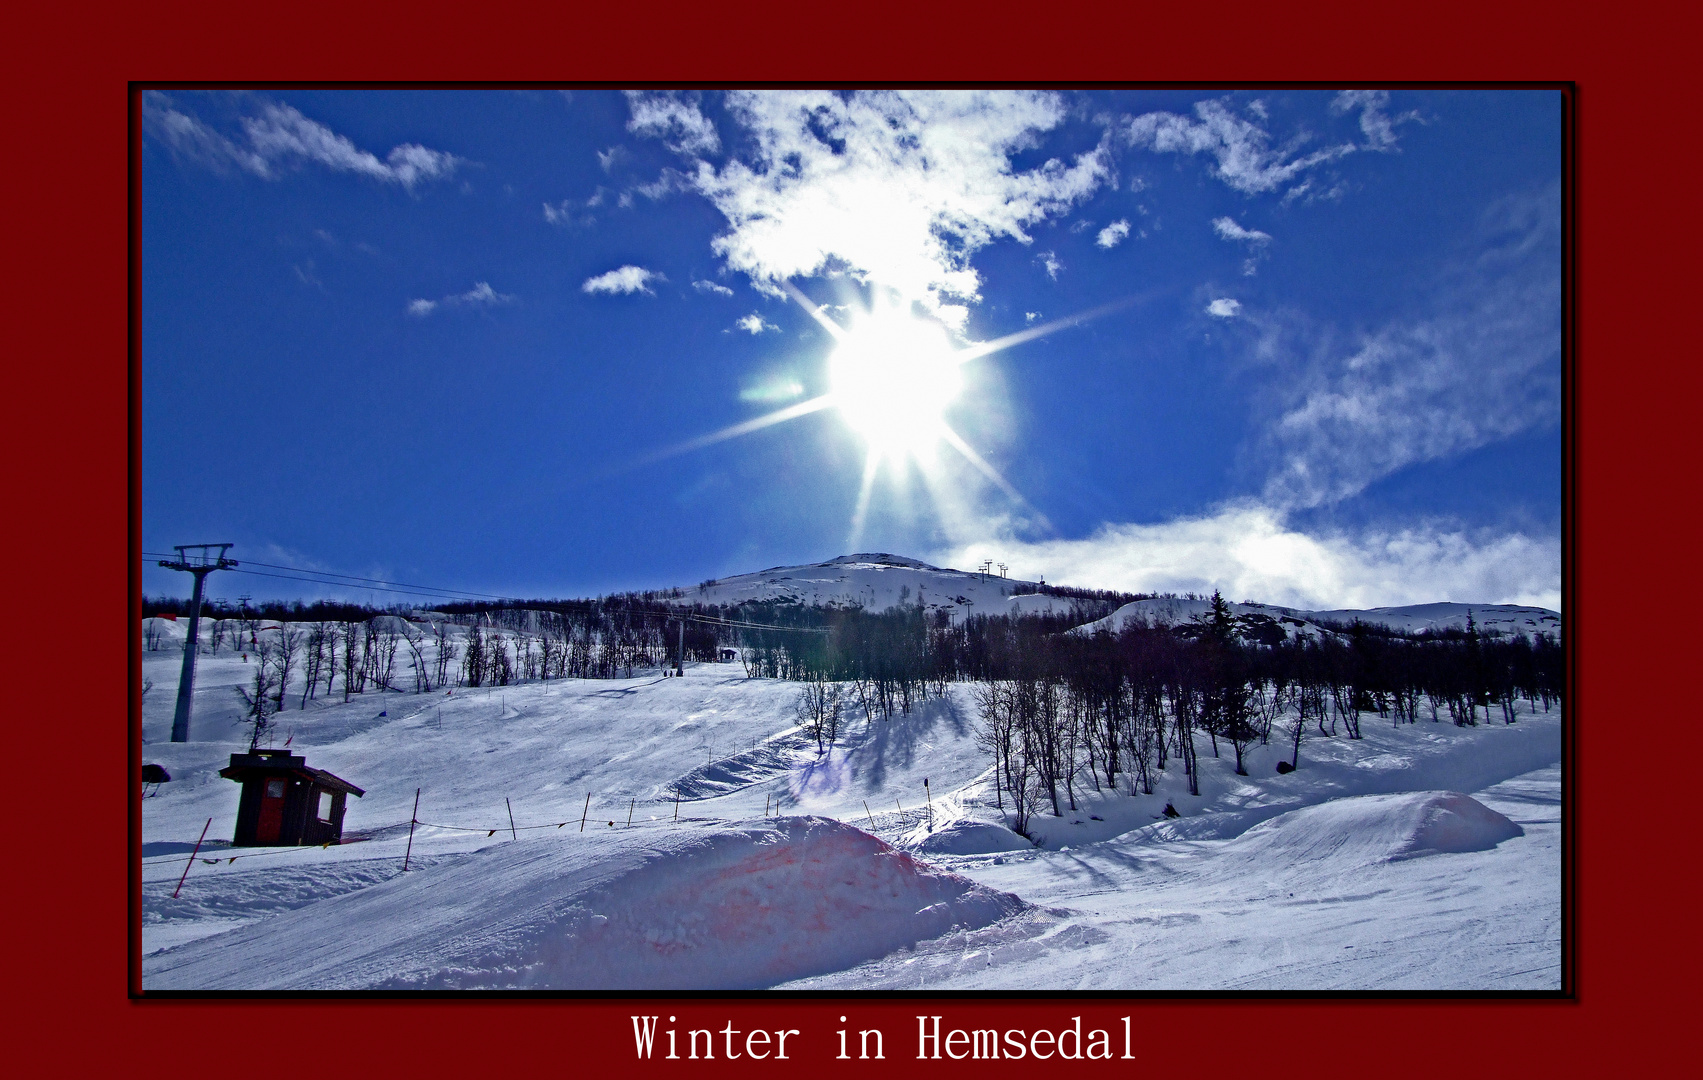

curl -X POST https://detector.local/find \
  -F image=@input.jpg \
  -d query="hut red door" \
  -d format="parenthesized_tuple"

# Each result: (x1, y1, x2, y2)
(256, 778, 288, 843)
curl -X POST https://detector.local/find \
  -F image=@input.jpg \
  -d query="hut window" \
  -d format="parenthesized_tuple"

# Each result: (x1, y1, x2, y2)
(265, 779, 286, 799)
(317, 790, 334, 821)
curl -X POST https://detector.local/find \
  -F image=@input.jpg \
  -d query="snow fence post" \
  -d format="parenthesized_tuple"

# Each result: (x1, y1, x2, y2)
(172, 817, 212, 899)
(627, 799, 634, 826)
(924, 778, 932, 826)
(402, 788, 420, 872)
(864, 800, 875, 829)
(580, 792, 590, 832)
(506, 797, 517, 841)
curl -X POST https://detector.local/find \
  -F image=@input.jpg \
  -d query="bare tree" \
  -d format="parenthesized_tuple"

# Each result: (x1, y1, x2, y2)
(795, 675, 844, 754)
(340, 621, 362, 701)
(300, 623, 327, 708)
(433, 621, 457, 688)
(236, 639, 279, 749)
(401, 620, 432, 693)
(273, 622, 302, 713)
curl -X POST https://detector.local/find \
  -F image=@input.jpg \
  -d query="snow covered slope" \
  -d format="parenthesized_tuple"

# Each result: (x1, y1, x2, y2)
(144, 816, 1023, 990)
(138, 551, 1562, 990)
(1073, 597, 1561, 642)
(782, 771, 1559, 990)
(674, 554, 1085, 623)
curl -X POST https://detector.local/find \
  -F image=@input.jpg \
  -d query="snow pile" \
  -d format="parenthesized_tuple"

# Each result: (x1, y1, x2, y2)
(912, 820, 1034, 855)
(144, 817, 1025, 990)
(1230, 790, 1523, 867)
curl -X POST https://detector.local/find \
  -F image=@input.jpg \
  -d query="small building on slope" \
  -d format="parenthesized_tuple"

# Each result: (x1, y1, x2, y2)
(220, 749, 364, 846)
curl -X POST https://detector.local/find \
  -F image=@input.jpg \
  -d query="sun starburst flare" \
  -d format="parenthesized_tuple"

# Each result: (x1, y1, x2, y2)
(630, 284, 1141, 538)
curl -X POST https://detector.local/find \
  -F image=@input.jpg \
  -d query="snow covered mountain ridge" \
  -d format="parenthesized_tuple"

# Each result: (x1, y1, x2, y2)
(672, 554, 1562, 640)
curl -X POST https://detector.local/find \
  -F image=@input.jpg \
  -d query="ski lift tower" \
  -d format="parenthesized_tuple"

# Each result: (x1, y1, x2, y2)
(159, 544, 237, 743)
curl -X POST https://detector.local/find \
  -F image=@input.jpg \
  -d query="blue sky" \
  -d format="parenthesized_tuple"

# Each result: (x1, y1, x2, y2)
(140, 88, 1561, 610)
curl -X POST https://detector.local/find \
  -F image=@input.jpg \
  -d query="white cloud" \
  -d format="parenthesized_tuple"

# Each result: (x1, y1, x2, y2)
(1025, 311, 1041, 324)
(582, 265, 663, 295)
(1038, 250, 1064, 280)
(1096, 219, 1131, 248)
(734, 312, 779, 334)
(938, 503, 1560, 611)
(144, 93, 462, 189)
(1330, 89, 1421, 152)
(543, 200, 574, 224)
(1212, 216, 1271, 244)
(1125, 98, 1353, 196)
(1206, 298, 1241, 318)
(450, 282, 513, 306)
(406, 282, 514, 316)
(624, 91, 721, 155)
(693, 279, 734, 296)
(655, 90, 1110, 326)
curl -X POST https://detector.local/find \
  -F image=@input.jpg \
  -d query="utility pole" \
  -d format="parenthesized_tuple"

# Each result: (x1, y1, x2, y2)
(158, 544, 236, 742)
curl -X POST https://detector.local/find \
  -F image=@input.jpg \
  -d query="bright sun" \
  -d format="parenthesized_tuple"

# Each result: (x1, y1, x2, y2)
(828, 310, 964, 460)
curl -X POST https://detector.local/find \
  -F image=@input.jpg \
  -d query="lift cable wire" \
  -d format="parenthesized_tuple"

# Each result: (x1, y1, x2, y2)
(140, 554, 830, 634)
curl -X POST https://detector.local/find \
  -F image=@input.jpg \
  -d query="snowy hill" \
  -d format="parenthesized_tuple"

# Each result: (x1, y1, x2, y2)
(674, 553, 1086, 622)
(1073, 597, 1562, 643)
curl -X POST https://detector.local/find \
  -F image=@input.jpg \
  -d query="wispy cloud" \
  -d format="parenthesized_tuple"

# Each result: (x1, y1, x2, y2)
(582, 265, 663, 295)
(1124, 98, 1354, 196)
(624, 91, 721, 155)
(1213, 215, 1271, 274)
(1096, 219, 1131, 248)
(1330, 90, 1422, 152)
(1206, 298, 1241, 318)
(597, 145, 629, 172)
(940, 504, 1559, 611)
(693, 279, 734, 297)
(632, 90, 1110, 327)
(1249, 184, 1561, 510)
(1037, 250, 1064, 280)
(144, 92, 462, 189)
(407, 281, 515, 316)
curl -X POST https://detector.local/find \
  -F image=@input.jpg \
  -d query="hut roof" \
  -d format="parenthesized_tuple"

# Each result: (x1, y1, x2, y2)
(219, 751, 365, 797)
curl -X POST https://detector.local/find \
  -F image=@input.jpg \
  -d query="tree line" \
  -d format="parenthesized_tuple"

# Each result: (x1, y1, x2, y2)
(145, 590, 1562, 829)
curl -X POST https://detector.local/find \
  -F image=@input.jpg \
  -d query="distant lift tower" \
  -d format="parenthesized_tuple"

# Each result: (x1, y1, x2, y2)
(159, 544, 237, 743)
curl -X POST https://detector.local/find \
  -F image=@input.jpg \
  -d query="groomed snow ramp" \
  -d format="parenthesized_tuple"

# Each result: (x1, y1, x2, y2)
(144, 817, 1025, 991)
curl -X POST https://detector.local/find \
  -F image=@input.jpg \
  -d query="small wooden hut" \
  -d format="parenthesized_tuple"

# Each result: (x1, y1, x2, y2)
(220, 749, 365, 846)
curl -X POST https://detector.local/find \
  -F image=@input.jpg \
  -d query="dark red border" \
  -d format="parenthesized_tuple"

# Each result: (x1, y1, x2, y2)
(15, 1, 1690, 1074)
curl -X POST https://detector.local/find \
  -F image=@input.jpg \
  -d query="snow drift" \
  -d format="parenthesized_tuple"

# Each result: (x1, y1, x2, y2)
(144, 816, 1025, 990)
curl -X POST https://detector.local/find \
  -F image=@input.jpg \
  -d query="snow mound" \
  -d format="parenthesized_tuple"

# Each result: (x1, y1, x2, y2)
(1395, 791, 1526, 858)
(1231, 791, 1523, 867)
(911, 820, 1035, 855)
(144, 817, 1026, 990)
